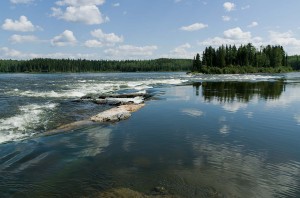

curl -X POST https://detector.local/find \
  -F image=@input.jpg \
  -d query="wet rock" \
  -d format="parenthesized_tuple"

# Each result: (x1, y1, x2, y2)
(90, 104, 145, 122)
(98, 92, 148, 99)
(44, 120, 93, 135)
(152, 186, 168, 195)
(93, 99, 123, 106)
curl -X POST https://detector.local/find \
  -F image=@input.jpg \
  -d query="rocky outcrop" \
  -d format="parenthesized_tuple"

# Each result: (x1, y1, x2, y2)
(90, 104, 145, 122)
(97, 92, 149, 99)
(93, 96, 144, 106)
(74, 92, 149, 106)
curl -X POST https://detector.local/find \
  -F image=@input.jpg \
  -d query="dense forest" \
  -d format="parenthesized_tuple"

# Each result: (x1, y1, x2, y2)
(192, 43, 299, 74)
(288, 55, 300, 70)
(0, 43, 299, 73)
(0, 58, 192, 73)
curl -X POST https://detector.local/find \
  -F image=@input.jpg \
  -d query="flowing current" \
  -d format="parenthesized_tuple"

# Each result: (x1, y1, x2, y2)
(0, 72, 300, 197)
(0, 72, 282, 144)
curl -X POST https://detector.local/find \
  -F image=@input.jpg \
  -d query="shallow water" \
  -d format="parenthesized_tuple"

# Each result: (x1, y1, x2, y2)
(0, 72, 300, 197)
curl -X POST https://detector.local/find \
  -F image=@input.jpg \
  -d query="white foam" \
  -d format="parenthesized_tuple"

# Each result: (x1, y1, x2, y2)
(13, 90, 85, 98)
(0, 103, 57, 144)
(106, 96, 144, 104)
(6, 78, 189, 99)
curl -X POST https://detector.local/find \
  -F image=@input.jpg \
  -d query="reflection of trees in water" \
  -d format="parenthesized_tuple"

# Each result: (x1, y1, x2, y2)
(193, 81, 285, 103)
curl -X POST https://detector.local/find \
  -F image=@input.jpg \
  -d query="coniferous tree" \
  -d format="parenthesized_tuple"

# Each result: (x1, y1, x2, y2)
(195, 53, 202, 71)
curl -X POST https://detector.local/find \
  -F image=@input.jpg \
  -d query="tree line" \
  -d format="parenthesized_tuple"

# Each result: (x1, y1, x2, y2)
(192, 43, 295, 74)
(0, 58, 192, 73)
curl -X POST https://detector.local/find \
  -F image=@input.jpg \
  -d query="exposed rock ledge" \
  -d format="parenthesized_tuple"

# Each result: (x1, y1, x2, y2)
(44, 104, 145, 135)
(91, 104, 145, 122)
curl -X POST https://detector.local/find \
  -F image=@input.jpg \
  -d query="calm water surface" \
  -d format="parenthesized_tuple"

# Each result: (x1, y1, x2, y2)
(0, 72, 300, 197)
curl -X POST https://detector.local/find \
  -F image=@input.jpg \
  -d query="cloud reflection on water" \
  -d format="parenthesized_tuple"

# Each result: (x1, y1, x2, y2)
(181, 109, 204, 117)
(174, 138, 300, 197)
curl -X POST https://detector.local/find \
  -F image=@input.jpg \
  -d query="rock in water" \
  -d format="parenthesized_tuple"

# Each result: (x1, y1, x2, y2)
(90, 104, 145, 122)
(95, 188, 179, 198)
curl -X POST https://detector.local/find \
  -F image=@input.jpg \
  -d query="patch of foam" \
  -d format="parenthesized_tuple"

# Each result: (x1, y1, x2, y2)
(0, 103, 57, 144)
(107, 96, 144, 104)
(18, 90, 86, 98)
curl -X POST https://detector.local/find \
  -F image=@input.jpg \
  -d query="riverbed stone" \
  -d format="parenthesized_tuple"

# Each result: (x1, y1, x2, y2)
(90, 104, 145, 122)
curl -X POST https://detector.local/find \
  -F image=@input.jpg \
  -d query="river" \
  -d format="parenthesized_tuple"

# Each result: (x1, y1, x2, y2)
(0, 72, 300, 197)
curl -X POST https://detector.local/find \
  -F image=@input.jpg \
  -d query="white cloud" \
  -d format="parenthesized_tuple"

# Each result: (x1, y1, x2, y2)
(0, 47, 100, 60)
(10, 0, 34, 4)
(180, 23, 208, 31)
(174, 0, 182, 3)
(51, 5, 108, 25)
(84, 39, 103, 48)
(51, 0, 108, 25)
(112, 3, 120, 7)
(268, 30, 300, 55)
(223, 2, 235, 12)
(166, 43, 196, 59)
(85, 29, 123, 48)
(91, 29, 123, 44)
(224, 27, 251, 40)
(222, 16, 231, 21)
(0, 47, 23, 58)
(51, 30, 77, 47)
(55, 0, 105, 6)
(9, 34, 38, 44)
(199, 27, 263, 47)
(2, 16, 38, 32)
(269, 31, 300, 46)
(248, 21, 258, 28)
(104, 45, 158, 58)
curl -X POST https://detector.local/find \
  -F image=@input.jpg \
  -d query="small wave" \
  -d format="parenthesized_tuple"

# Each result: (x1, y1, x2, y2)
(0, 103, 57, 144)
(20, 90, 86, 98)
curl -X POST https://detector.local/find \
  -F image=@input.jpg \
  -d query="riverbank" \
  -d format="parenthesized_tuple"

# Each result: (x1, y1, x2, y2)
(194, 65, 294, 74)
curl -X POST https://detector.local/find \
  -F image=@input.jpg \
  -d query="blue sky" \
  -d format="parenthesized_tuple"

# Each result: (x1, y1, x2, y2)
(1, 0, 300, 60)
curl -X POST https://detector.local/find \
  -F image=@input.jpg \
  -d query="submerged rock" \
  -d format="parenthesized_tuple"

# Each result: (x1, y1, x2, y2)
(152, 186, 168, 195)
(95, 188, 179, 198)
(90, 104, 145, 122)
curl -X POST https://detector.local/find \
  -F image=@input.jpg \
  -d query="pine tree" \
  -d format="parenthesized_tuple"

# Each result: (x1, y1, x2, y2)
(195, 53, 202, 71)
